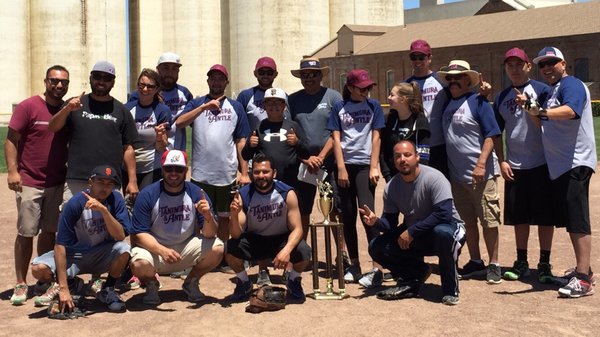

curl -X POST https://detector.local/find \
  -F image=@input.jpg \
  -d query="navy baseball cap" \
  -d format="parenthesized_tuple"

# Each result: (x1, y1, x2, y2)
(90, 165, 119, 184)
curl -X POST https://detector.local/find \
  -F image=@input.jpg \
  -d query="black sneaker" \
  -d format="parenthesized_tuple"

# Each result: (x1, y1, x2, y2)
(486, 264, 502, 284)
(458, 260, 487, 279)
(286, 277, 305, 301)
(231, 279, 252, 301)
(376, 284, 419, 300)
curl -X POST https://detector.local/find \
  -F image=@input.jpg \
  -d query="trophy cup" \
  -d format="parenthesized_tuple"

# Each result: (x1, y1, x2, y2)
(317, 180, 334, 225)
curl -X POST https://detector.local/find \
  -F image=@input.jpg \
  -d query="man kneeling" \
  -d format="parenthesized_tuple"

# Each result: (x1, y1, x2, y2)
(360, 141, 466, 305)
(129, 150, 223, 305)
(227, 153, 310, 301)
(31, 165, 131, 312)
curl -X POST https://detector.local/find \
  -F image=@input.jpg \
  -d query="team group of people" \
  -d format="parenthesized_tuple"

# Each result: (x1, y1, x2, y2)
(6, 39, 596, 313)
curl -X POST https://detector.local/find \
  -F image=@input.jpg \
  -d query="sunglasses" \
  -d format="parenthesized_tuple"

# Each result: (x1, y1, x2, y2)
(300, 72, 320, 79)
(91, 72, 115, 82)
(409, 54, 428, 61)
(257, 69, 275, 76)
(538, 59, 560, 69)
(46, 78, 70, 86)
(138, 82, 158, 90)
(354, 86, 372, 93)
(445, 74, 466, 81)
(164, 166, 186, 173)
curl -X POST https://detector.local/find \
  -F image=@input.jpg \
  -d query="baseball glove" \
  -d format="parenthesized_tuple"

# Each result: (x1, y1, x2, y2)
(245, 285, 287, 313)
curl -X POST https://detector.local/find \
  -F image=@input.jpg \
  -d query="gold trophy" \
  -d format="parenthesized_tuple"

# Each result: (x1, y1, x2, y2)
(317, 180, 334, 225)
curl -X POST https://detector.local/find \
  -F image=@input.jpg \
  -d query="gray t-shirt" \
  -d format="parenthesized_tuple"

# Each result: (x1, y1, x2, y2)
(384, 165, 462, 228)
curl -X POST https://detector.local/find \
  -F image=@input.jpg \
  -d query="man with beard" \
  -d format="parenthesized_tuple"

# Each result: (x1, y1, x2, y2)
(519, 47, 597, 298)
(129, 52, 193, 151)
(226, 152, 310, 301)
(360, 140, 465, 305)
(177, 64, 250, 247)
(129, 150, 224, 305)
(31, 165, 131, 312)
(6, 65, 71, 306)
(438, 60, 502, 285)
(49, 61, 139, 203)
(237, 56, 289, 131)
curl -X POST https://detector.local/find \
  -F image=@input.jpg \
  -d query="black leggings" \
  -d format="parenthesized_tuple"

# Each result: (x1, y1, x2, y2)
(336, 164, 380, 260)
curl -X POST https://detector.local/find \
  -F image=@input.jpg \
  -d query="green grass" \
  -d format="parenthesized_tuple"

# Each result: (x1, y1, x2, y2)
(0, 119, 599, 173)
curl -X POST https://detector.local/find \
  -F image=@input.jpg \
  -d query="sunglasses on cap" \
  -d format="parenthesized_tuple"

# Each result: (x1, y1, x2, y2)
(91, 72, 115, 82)
(257, 69, 275, 76)
(445, 74, 466, 81)
(46, 78, 70, 86)
(164, 166, 186, 173)
(300, 72, 320, 79)
(538, 59, 561, 69)
(138, 82, 158, 90)
(409, 54, 428, 61)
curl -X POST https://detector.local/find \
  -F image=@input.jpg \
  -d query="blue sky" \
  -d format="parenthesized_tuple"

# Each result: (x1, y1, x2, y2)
(404, 0, 463, 10)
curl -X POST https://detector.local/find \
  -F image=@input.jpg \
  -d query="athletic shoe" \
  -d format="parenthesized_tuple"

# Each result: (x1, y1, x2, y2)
(377, 265, 431, 300)
(231, 279, 253, 301)
(537, 262, 554, 284)
(34, 282, 60, 307)
(256, 269, 272, 287)
(358, 268, 383, 288)
(287, 277, 305, 301)
(88, 278, 104, 296)
(383, 272, 394, 282)
(10, 283, 28, 306)
(442, 295, 460, 306)
(503, 260, 530, 280)
(170, 268, 191, 279)
(559, 267, 596, 286)
(458, 260, 487, 279)
(143, 279, 161, 305)
(97, 287, 126, 311)
(182, 277, 205, 303)
(33, 281, 51, 296)
(486, 264, 503, 284)
(127, 276, 141, 290)
(344, 265, 362, 283)
(558, 276, 594, 298)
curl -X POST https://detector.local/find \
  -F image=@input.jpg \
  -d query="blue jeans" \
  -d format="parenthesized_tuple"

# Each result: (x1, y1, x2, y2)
(369, 223, 465, 296)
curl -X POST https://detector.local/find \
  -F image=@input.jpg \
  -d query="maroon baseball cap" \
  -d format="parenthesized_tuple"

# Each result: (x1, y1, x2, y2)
(409, 39, 431, 55)
(504, 47, 529, 63)
(207, 64, 229, 80)
(255, 57, 277, 71)
(346, 69, 376, 89)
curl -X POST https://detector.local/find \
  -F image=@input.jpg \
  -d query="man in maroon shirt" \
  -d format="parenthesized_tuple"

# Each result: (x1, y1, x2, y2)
(5, 65, 70, 305)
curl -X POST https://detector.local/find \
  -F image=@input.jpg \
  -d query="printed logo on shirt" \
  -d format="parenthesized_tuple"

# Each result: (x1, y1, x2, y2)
(164, 97, 185, 115)
(342, 109, 372, 127)
(82, 111, 117, 123)
(249, 202, 284, 222)
(317, 102, 329, 109)
(263, 129, 287, 142)
(207, 107, 233, 123)
(159, 204, 192, 223)
(422, 86, 439, 102)
(83, 217, 107, 236)
(136, 114, 157, 130)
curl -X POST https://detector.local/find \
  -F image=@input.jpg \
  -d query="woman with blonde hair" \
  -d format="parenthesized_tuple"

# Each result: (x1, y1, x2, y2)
(381, 82, 431, 181)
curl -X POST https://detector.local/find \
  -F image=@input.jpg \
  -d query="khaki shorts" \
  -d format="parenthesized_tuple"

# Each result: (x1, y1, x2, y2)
(16, 185, 63, 237)
(131, 236, 223, 274)
(451, 178, 501, 229)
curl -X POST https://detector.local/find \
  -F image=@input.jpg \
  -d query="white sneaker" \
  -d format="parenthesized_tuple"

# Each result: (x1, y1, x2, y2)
(182, 277, 205, 302)
(143, 279, 161, 305)
(358, 268, 383, 288)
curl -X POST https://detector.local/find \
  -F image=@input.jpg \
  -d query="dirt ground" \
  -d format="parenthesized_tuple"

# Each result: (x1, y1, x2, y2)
(1, 170, 599, 337)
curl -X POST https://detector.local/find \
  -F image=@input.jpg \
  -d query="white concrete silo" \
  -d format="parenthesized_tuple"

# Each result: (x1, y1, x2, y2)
(0, 0, 29, 120)
(228, 0, 331, 96)
(329, 0, 404, 39)
(30, 0, 128, 103)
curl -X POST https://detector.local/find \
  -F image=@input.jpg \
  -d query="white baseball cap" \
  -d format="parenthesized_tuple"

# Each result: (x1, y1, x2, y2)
(161, 150, 187, 167)
(157, 52, 182, 66)
(91, 61, 116, 76)
(264, 87, 287, 101)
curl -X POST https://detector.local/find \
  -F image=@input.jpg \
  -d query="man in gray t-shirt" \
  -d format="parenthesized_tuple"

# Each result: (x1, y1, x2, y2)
(360, 140, 465, 305)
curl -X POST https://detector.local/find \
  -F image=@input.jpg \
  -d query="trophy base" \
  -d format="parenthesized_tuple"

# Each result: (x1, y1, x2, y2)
(309, 290, 349, 300)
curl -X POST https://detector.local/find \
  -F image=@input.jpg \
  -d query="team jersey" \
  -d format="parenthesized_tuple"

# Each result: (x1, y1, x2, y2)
(442, 92, 500, 183)
(327, 98, 385, 165)
(129, 84, 193, 151)
(405, 72, 445, 120)
(183, 96, 250, 185)
(130, 181, 215, 246)
(56, 190, 130, 252)
(240, 181, 292, 236)
(541, 76, 597, 179)
(125, 99, 171, 173)
(494, 80, 550, 170)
